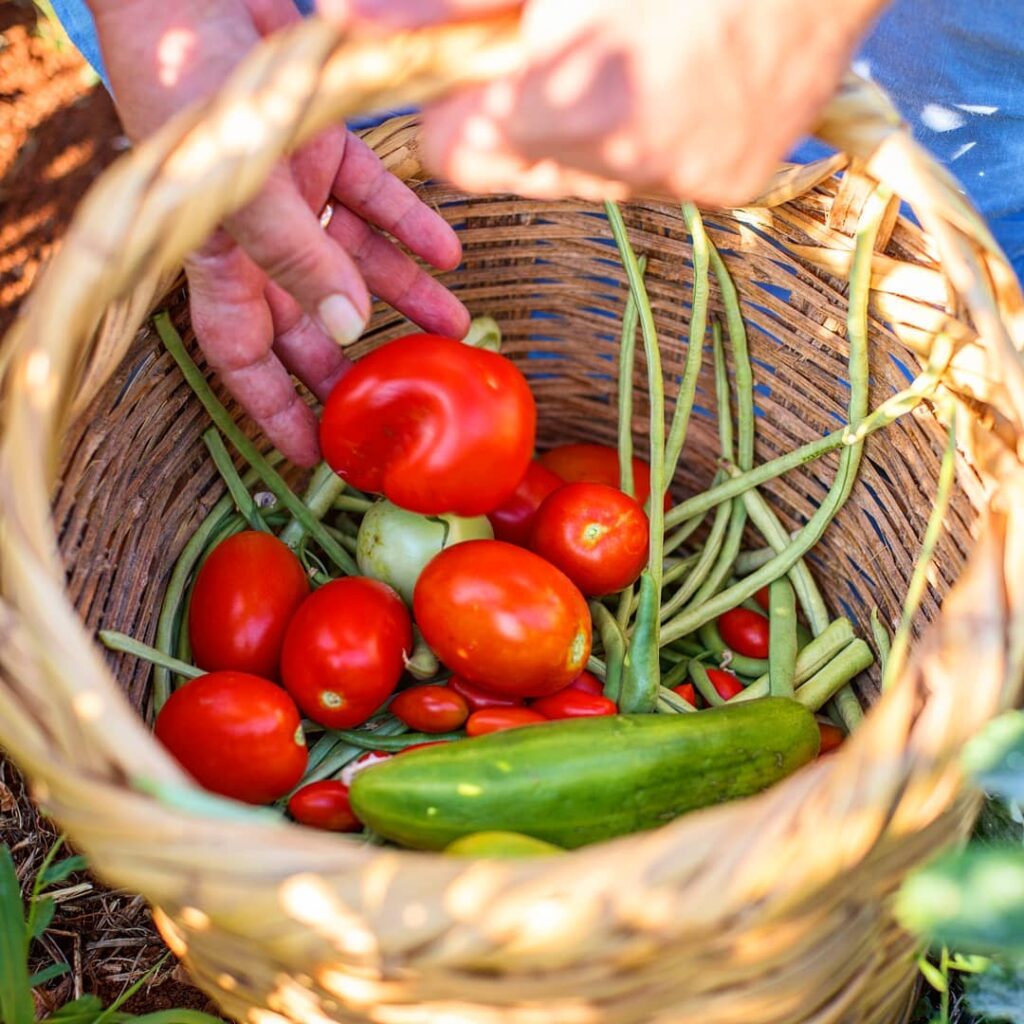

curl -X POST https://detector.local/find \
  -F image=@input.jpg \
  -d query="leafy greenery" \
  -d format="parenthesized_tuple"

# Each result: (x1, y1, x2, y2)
(0, 840, 223, 1024)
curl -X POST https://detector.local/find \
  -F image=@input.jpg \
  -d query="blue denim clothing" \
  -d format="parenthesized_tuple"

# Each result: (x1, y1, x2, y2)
(48, 0, 1024, 277)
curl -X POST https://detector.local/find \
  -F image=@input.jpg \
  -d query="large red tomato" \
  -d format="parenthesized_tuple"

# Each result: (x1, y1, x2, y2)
(538, 443, 671, 510)
(413, 540, 592, 697)
(487, 460, 564, 545)
(154, 671, 307, 804)
(281, 578, 412, 728)
(529, 482, 649, 595)
(319, 334, 536, 516)
(188, 531, 309, 678)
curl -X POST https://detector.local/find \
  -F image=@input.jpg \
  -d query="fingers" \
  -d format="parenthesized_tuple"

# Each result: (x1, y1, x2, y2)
(317, 0, 519, 28)
(186, 239, 321, 467)
(332, 133, 463, 270)
(327, 205, 470, 337)
(224, 164, 372, 346)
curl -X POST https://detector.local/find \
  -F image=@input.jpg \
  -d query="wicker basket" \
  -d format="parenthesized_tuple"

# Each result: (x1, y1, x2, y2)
(2, 13, 1024, 1024)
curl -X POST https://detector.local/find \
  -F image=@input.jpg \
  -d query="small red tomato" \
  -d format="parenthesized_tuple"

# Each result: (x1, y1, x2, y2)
(320, 334, 536, 516)
(448, 676, 524, 712)
(281, 578, 412, 728)
(188, 531, 309, 678)
(154, 671, 306, 804)
(487, 460, 565, 546)
(529, 482, 649, 596)
(567, 671, 604, 695)
(397, 740, 454, 755)
(414, 540, 592, 697)
(753, 586, 771, 613)
(288, 781, 361, 832)
(538, 443, 671, 510)
(707, 668, 745, 701)
(390, 685, 469, 733)
(717, 608, 771, 659)
(672, 683, 698, 706)
(818, 722, 845, 755)
(531, 690, 617, 719)
(466, 708, 549, 736)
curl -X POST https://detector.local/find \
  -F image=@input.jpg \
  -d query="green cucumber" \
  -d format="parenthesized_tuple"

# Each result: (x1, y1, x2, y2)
(350, 698, 819, 850)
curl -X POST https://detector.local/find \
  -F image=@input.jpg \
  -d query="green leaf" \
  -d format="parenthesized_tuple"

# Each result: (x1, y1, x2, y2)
(963, 712, 1024, 802)
(45, 994, 104, 1024)
(28, 962, 70, 987)
(973, 797, 1024, 847)
(29, 896, 56, 940)
(898, 845, 1024, 954)
(0, 846, 35, 1024)
(963, 955, 1024, 1024)
(917, 955, 949, 993)
(129, 1012, 226, 1024)
(40, 856, 88, 889)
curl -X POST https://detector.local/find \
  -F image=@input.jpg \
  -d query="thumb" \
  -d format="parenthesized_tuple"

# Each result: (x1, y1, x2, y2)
(316, 0, 519, 29)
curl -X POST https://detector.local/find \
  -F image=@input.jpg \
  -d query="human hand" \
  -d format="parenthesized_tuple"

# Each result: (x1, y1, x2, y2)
(324, 0, 887, 206)
(88, 0, 469, 465)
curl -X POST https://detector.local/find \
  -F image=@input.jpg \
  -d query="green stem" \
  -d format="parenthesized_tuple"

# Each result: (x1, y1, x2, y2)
(100, 630, 204, 681)
(768, 577, 797, 699)
(280, 462, 347, 549)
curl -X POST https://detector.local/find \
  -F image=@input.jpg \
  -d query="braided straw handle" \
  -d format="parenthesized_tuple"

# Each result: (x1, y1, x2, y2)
(2, 13, 1024, 1024)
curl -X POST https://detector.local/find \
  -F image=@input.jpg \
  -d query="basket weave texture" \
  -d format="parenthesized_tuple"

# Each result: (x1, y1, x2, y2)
(2, 14, 1024, 1024)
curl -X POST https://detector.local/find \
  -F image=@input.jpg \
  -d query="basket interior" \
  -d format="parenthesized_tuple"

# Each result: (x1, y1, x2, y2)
(54, 185, 981, 714)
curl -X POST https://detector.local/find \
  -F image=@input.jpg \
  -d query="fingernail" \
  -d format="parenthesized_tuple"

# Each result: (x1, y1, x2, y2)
(318, 294, 366, 346)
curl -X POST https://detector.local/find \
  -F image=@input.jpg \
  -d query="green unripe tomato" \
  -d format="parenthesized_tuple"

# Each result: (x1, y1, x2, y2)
(445, 831, 563, 858)
(356, 500, 493, 604)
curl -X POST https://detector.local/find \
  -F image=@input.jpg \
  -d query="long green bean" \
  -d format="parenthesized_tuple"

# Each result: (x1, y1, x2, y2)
(659, 498, 731, 621)
(767, 578, 797, 698)
(332, 729, 464, 752)
(734, 537, 798, 576)
(688, 659, 725, 707)
(280, 462, 347, 549)
(590, 601, 626, 702)
(286, 717, 409, 793)
(100, 630, 204, 680)
(871, 607, 892, 676)
(795, 639, 874, 712)
(617, 252, 648, 501)
(656, 686, 697, 714)
(202, 428, 271, 534)
(619, 571, 661, 712)
(697, 621, 769, 678)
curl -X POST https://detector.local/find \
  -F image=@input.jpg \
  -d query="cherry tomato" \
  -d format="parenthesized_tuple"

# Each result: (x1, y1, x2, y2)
(717, 608, 771, 659)
(707, 668, 745, 700)
(567, 671, 604, 695)
(466, 708, 548, 736)
(538, 443, 671, 510)
(281, 578, 412, 728)
(188, 531, 308, 678)
(754, 586, 771, 613)
(448, 676, 524, 712)
(397, 740, 454, 755)
(288, 781, 361, 832)
(818, 722, 845, 755)
(672, 683, 698, 706)
(320, 334, 536, 516)
(529, 482, 649, 596)
(531, 690, 617, 719)
(154, 671, 306, 804)
(487, 460, 564, 546)
(390, 685, 469, 733)
(414, 540, 592, 697)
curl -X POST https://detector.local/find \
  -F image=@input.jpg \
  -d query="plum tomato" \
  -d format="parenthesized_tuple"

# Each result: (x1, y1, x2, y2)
(529, 482, 649, 596)
(188, 531, 309, 678)
(390, 685, 469, 733)
(530, 689, 617, 719)
(413, 540, 592, 698)
(567, 671, 604, 695)
(280, 577, 412, 728)
(154, 671, 306, 804)
(818, 721, 845, 755)
(538, 443, 671, 510)
(320, 334, 536, 516)
(487, 460, 564, 546)
(717, 607, 771, 659)
(707, 668, 745, 700)
(466, 708, 548, 736)
(288, 781, 361, 832)
(672, 683, 698, 706)
(754, 586, 771, 613)
(448, 676, 524, 712)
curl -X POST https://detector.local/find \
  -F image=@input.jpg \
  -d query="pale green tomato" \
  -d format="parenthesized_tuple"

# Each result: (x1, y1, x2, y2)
(356, 500, 493, 604)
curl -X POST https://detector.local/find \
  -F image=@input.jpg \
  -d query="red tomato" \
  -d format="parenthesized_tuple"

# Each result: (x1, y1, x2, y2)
(707, 668, 745, 700)
(818, 722, 845, 755)
(390, 685, 469, 733)
(320, 334, 536, 516)
(529, 482, 649, 596)
(288, 781, 361, 832)
(280, 578, 412, 728)
(531, 690, 617, 719)
(717, 608, 771, 659)
(397, 740, 454, 755)
(487, 460, 565, 545)
(538, 443, 671, 510)
(154, 671, 306, 804)
(188, 531, 308, 678)
(448, 676, 524, 712)
(753, 586, 771, 613)
(672, 683, 698, 706)
(414, 540, 592, 697)
(567, 671, 604, 695)
(466, 708, 548, 736)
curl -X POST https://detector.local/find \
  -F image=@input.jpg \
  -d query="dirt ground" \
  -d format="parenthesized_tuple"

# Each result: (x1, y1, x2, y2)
(0, 1, 214, 1014)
